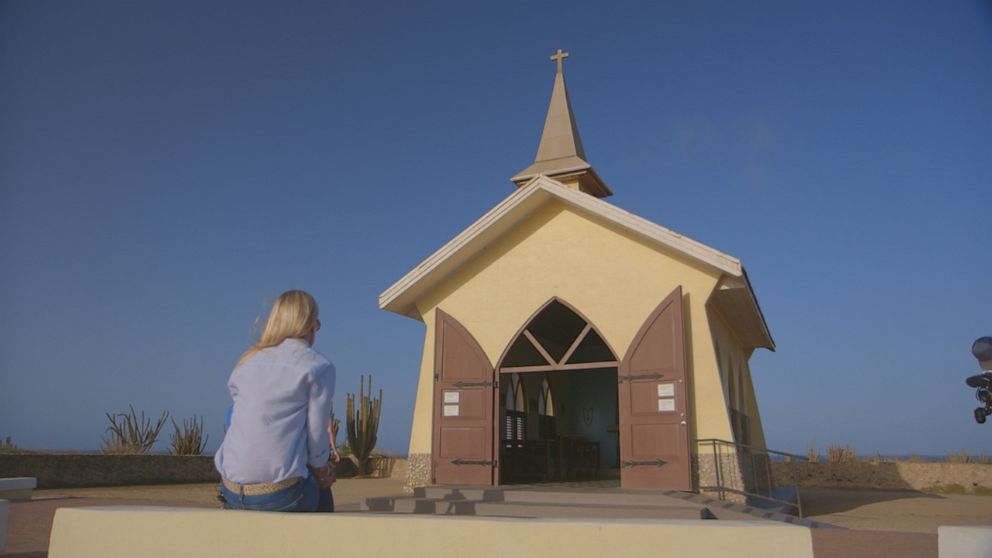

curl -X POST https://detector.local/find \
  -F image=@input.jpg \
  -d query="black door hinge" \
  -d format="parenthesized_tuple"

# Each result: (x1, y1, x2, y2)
(621, 459, 667, 468)
(453, 380, 495, 388)
(618, 373, 664, 384)
(451, 458, 496, 467)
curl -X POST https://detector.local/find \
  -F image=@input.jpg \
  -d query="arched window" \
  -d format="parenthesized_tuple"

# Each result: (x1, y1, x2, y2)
(499, 299, 617, 372)
(538, 377, 554, 417)
(538, 376, 556, 439)
(504, 374, 526, 441)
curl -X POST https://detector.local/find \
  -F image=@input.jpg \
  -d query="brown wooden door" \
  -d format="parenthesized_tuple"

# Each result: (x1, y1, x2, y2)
(432, 309, 495, 485)
(618, 286, 691, 489)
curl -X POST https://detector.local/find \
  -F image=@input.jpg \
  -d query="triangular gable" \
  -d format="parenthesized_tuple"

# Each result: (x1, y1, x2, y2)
(379, 175, 773, 349)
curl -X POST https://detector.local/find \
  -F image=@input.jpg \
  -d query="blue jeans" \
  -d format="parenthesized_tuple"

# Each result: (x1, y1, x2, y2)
(320, 485, 334, 512)
(220, 474, 331, 512)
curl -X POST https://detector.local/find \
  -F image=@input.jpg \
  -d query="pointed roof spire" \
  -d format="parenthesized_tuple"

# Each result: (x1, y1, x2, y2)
(511, 49, 612, 198)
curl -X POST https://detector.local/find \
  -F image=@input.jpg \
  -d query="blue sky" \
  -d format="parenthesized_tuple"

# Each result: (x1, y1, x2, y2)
(1, 1, 990, 458)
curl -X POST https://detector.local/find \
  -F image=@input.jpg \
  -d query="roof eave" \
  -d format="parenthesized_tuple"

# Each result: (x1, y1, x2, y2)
(710, 271, 775, 352)
(742, 267, 776, 351)
(379, 175, 745, 319)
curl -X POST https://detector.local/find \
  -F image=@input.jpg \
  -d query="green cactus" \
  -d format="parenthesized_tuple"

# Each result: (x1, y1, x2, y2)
(346, 375, 382, 475)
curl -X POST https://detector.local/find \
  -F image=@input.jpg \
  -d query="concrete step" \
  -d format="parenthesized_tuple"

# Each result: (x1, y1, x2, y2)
(417, 485, 702, 508)
(676, 491, 840, 528)
(365, 487, 842, 529)
(500, 488, 696, 508)
(413, 486, 503, 501)
(465, 501, 712, 520)
(364, 496, 448, 514)
(0, 477, 36, 502)
(745, 488, 801, 515)
(366, 495, 710, 519)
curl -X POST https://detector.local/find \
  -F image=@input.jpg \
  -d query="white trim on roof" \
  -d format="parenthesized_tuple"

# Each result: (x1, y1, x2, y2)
(378, 176, 746, 319)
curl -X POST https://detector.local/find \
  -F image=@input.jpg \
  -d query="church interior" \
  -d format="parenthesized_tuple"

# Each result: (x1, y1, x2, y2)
(498, 300, 620, 484)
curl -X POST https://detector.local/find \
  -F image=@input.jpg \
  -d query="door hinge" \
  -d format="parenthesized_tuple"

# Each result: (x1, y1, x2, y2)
(618, 373, 664, 384)
(453, 380, 495, 388)
(451, 458, 496, 467)
(621, 459, 667, 468)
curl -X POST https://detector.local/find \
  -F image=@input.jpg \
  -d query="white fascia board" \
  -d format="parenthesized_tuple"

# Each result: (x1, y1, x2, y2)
(378, 182, 551, 317)
(379, 176, 743, 318)
(545, 178, 743, 276)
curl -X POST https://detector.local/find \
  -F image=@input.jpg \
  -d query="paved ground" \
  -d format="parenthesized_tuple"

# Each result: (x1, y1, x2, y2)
(2, 481, 990, 557)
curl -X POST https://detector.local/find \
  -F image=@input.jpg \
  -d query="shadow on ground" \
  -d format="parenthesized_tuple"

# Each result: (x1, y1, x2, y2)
(802, 489, 941, 516)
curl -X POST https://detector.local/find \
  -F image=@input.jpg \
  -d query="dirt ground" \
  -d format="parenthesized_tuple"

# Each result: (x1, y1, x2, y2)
(3, 481, 990, 557)
(801, 488, 992, 533)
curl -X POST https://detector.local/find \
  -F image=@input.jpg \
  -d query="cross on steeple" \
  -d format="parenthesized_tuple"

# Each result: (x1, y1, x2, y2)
(549, 48, 569, 75)
(510, 48, 612, 198)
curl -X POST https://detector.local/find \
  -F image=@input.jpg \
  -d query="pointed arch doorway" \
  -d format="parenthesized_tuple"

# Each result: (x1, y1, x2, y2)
(431, 289, 690, 489)
(497, 298, 620, 484)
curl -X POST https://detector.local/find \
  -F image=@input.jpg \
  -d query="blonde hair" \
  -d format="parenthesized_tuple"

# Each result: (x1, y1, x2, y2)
(237, 290, 319, 367)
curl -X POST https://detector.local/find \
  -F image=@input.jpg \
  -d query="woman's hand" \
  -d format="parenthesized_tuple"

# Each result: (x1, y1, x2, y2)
(331, 448, 341, 463)
(318, 465, 336, 488)
(309, 463, 336, 488)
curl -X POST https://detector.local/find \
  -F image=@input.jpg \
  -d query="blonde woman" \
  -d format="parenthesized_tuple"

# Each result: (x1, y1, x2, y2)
(215, 290, 336, 512)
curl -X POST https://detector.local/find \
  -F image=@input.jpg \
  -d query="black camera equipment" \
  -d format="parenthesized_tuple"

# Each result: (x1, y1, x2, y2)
(966, 337, 992, 424)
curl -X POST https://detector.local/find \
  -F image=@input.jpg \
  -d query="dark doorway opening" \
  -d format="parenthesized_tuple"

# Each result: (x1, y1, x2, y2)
(499, 368, 619, 484)
(496, 299, 620, 484)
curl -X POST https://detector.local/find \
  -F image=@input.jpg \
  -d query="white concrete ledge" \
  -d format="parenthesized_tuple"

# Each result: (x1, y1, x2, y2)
(49, 506, 814, 558)
(939, 525, 992, 558)
(0, 477, 36, 501)
(0, 499, 9, 552)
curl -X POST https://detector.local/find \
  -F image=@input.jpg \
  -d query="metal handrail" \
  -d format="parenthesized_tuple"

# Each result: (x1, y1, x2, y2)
(696, 438, 807, 517)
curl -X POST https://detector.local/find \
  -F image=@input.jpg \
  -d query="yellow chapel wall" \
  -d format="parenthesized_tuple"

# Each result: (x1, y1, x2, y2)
(740, 357, 768, 451)
(405, 201, 737, 458)
(707, 308, 769, 453)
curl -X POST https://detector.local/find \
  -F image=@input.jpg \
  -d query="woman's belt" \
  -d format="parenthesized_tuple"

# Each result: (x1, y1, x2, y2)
(222, 476, 300, 496)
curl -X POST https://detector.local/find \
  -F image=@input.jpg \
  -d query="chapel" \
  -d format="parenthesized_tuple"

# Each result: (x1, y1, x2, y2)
(379, 50, 774, 491)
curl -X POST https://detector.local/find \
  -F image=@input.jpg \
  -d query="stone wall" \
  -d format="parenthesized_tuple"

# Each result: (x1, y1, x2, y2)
(697, 452, 992, 496)
(771, 461, 992, 493)
(0, 454, 218, 488)
(695, 450, 756, 503)
(0, 454, 408, 488)
(404, 453, 431, 493)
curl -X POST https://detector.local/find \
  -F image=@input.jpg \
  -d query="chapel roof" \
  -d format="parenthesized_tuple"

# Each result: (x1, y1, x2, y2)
(378, 175, 774, 351)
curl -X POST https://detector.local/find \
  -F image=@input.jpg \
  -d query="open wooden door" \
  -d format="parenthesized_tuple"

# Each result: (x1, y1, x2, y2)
(432, 309, 495, 485)
(618, 286, 691, 489)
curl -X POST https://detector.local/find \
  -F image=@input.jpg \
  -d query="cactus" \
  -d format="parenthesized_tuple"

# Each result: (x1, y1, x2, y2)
(169, 415, 208, 455)
(102, 405, 169, 454)
(346, 375, 382, 475)
(0, 436, 17, 453)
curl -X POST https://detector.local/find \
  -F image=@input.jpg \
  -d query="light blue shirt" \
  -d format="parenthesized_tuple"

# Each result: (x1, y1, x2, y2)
(214, 338, 335, 484)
